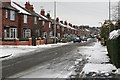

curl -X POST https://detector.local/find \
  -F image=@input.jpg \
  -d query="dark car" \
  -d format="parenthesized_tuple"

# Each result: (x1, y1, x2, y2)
(73, 37, 81, 43)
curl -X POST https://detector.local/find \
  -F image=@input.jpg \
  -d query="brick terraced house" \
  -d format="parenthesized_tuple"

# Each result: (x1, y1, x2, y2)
(1, 0, 97, 45)
(2, 1, 19, 40)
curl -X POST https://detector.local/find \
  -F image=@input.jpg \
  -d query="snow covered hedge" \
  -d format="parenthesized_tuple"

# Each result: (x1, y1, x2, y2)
(107, 30, 120, 68)
(109, 29, 120, 40)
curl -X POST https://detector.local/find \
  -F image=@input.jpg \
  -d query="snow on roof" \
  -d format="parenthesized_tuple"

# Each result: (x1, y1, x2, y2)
(109, 29, 120, 40)
(59, 22, 67, 28)
(11, 2, 31, 15)
(85, 29, 90, 32)
(39, 15, 48, 21)
(112, 21, 117, 25)
(66, 25, 77, 30)
(59, 23, 76, 30)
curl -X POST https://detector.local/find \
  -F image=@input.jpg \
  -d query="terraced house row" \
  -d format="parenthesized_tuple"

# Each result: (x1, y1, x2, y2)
(0, 1, 98, 46)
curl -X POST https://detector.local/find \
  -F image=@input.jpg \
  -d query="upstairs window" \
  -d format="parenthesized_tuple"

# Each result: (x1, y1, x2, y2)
(49, 22, 51, 28)
(42, 21, 45, 26)
(5, 10, 8, 18)
(24, 15, 27, 23)
(34, 17, 37, 24)
(10, 10, 15, 21)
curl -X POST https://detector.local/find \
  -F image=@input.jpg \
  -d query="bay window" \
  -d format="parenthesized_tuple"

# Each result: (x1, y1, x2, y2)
(10, 28, 17, 38)
(23, 29, 31, 38)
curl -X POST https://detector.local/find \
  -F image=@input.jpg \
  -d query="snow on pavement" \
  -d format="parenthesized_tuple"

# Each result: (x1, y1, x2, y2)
(0, 42, 72, 60)
(78, 42, 117, 76)
(82, 63, 116, 74)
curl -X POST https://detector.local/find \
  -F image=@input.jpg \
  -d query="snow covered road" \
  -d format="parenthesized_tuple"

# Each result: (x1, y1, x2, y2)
(0, 42, 72, 60)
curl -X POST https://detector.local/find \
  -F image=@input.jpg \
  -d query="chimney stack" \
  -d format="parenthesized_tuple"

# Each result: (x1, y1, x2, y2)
(60, 21, 63, 24)
(25, 2, 34, 12)
(64, 21, 67, 25)
(40, 9, 45, 16)
(56, 17, 59, 22)
(46, 13, 50, 19)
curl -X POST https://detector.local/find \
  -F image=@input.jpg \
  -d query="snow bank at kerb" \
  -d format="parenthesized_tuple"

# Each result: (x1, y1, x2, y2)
(109, 29, 120, 40)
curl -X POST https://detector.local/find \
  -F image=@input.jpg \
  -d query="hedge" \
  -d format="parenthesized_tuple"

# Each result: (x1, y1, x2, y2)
(107, 36, 120, 68)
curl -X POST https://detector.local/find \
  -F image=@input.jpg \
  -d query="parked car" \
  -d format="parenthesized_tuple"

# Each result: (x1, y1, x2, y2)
(82, 37, 88, 41)
(73, 37, 81, 43)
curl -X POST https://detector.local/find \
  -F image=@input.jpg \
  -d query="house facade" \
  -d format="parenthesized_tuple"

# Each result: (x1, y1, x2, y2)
(2, 1, 19, 40)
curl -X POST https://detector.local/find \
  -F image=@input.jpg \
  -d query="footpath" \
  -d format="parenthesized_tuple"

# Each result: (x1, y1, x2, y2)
(69, 41, 120, 79)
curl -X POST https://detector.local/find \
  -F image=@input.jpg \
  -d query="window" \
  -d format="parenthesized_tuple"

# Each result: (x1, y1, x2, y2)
(24, 15, 27, 23)
(10, 10, 15, 21)
(34, 17, 37, 24)
(49, 31, 53, 37)
(4, 28, 9, 38)
(5, 10, 8, 18)
(10, 28, 17, 38)
(62, 27, 64, 31)
(57, 33, 60, 38)
(23, 29, 31, 38)
(42, 21, 45, 26)
(49, 22, 51, 28)
(57, 25, 60, 29)
(43, 32, 47, 38)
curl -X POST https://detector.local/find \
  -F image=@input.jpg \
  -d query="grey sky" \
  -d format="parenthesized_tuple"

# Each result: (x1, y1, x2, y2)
(12, 0, 119, 27)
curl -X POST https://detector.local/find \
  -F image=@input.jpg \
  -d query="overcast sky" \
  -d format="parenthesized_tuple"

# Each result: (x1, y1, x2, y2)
(12, 0, 119, 27)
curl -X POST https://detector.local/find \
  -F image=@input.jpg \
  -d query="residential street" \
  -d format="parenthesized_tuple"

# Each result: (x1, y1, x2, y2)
(2, 39, 95, 79)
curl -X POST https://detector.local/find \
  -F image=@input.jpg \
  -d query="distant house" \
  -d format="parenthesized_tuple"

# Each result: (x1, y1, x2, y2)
(39, 9, 53, 39)
(1, 1, 19, 41)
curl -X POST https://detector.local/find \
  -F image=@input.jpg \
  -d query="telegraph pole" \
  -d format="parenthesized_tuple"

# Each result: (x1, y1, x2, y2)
(54, 1, 56, 43)
(109, 0, 111, 33)
(109, 0, 111, 21)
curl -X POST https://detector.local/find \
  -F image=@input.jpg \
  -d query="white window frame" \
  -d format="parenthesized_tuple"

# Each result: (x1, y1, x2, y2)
(43, 32, 47, 38)
(49, 22, 51, 28)
(34, 17, 37, 24)
(49, 31, 53, 37)
(5, 10, 8, 18)
(24, 15, 27, 23)
(57, 33, 60, 38)
(57, 25, 60, 29)
(23, 29, 31, 38)
(10, 10, 15, 21)
(42, 21, 45, 26)
(4, 29, 9, 38)
(10, 28, 17, 38)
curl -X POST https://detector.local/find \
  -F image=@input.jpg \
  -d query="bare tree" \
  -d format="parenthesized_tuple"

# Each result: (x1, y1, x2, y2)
(111, 2, 119, 21)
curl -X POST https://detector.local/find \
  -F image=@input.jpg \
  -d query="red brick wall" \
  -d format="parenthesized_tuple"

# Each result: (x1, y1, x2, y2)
(1, 38, 32, 45)
(44, 21, 49, 32)
(0, 9, 2, 41)
(2, 9, 18, 27)
(18, 14, 34, 39)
